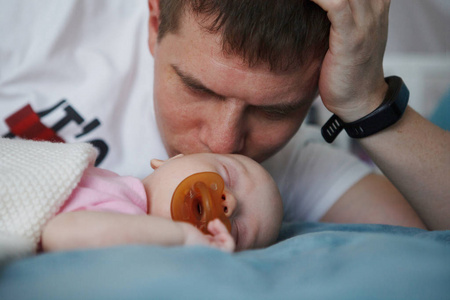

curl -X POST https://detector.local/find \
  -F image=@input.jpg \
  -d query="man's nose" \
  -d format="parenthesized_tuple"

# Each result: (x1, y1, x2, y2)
(200, 101, 246, 154)
(221, 191, 237, 218)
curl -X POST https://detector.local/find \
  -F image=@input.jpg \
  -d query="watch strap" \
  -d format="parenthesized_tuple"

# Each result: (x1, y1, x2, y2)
(321, 76, 409, 143)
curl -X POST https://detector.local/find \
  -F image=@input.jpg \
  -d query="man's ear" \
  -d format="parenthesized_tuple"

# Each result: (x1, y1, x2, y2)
(148, 0, 160, 56)
(150, 154, 184, 170)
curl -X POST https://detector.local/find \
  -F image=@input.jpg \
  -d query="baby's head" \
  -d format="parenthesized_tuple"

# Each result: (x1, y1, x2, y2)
(142, 153, 283, 251)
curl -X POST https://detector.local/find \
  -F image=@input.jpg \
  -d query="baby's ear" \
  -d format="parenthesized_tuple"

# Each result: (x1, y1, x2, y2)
(150, 159, 165, 170)
(150, 154, 184, 170)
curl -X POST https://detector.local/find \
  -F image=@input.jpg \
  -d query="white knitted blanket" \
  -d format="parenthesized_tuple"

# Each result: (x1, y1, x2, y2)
(0, 138, 97, 262)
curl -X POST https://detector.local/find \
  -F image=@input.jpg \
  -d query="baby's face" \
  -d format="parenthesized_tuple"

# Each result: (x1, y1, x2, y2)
(142, 153, 283, 251)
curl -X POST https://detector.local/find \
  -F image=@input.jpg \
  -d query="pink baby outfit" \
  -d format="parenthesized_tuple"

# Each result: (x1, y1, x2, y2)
(59, 166, 148, 215)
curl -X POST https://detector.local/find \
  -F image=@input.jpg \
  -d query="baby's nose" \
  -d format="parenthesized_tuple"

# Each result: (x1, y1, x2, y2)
(221, 191, 237, 218)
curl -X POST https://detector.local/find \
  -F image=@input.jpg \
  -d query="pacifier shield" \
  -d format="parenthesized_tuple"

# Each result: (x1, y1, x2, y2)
(171, 172, 232, 234)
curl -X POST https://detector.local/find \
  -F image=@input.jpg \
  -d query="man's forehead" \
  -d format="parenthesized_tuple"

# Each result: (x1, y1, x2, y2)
(165, 8, 321, 106)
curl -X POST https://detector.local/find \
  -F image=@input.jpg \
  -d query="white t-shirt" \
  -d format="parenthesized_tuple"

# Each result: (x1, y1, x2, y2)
(0, 0, 372, 222)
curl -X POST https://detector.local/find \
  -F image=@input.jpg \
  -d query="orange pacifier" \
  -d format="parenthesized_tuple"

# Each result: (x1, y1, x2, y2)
(171, 172, 232, 234)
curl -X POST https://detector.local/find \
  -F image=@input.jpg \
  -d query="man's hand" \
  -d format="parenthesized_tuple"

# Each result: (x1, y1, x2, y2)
(180, 219, 235, 252)
(310, 0, 391, 122)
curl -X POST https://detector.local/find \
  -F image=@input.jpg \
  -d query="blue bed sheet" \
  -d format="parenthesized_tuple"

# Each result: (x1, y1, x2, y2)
(1, 222, 449, 300)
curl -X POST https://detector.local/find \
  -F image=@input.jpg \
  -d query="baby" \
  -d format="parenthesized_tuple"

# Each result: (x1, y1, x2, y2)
(41, 153, 284, 252)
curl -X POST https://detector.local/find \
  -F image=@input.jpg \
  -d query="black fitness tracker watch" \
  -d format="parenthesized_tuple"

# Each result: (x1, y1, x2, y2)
(321, 76, 409, 143)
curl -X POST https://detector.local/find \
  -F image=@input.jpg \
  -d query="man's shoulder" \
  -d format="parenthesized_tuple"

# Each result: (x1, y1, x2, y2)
(262, 124, 371, 184)
(263, 124, 373, 222)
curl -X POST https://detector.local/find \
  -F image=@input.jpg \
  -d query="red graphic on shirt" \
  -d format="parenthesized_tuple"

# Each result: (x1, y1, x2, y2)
(3, 100, 109, 166)
(5, 104, 65, 143)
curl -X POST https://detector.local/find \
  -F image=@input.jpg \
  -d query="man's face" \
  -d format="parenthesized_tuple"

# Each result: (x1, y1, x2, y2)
(148, 9, 321, 162)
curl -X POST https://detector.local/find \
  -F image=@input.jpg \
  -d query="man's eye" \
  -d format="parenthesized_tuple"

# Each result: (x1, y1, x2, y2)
(185, 85, 208, 96)
(184, 84, 225, 100)
(259, 108, 290, 120)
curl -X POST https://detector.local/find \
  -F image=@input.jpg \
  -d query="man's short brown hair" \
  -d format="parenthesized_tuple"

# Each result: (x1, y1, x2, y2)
(158, 0, 330, 71)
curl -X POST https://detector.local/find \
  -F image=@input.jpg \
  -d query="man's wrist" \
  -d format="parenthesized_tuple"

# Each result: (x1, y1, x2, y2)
(336, 81, 389, 123)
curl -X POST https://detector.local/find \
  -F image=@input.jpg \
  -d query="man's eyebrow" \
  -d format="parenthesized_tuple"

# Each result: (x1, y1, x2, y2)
(172, 65, 224, 98)
(258, 98, 310, 115)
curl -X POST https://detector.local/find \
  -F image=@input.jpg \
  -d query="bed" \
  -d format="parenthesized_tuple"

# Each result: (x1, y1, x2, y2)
(1, 222, 449, 299)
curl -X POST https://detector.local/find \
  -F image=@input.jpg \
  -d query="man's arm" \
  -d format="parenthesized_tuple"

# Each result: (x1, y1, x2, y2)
(357, 108, 450, 229)
(41, 211, 234, 252)
(310, 0, 450, 229)
(321, 173, 427, 229)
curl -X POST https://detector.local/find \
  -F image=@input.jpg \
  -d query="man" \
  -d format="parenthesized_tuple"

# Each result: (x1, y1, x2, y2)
(146, 0, 449, 230)
(1, 0, 448, 230)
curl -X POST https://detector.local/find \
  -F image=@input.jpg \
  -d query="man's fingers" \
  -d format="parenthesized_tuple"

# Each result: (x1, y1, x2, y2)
(311, 0, 390, 34)
(349, 0, 390, 30)
(370, 0, 391, 31)
(348, 0, 374, 27)
(310, 0, 355, 32)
